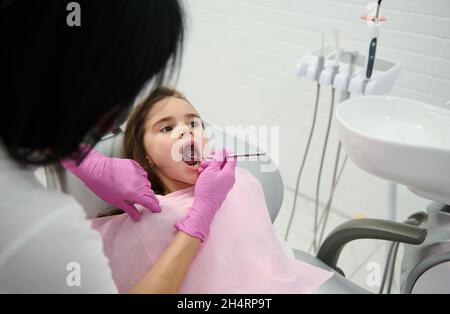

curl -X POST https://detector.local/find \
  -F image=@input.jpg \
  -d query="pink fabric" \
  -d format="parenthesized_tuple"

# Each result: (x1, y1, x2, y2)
(92, 167, 333, 293)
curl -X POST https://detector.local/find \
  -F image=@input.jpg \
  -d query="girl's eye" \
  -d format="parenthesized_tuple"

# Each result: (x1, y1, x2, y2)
(161, 126, 173, 133)
(190, 119, 201, 128)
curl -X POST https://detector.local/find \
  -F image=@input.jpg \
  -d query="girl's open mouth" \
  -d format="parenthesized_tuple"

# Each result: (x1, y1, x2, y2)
(181, 141, 201, 169)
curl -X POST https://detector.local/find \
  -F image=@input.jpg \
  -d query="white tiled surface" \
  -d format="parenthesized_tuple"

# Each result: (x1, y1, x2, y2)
(177, 0, 448, 293)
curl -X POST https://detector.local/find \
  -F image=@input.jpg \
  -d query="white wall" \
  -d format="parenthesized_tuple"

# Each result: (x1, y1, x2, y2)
(177, 0, 450, 292)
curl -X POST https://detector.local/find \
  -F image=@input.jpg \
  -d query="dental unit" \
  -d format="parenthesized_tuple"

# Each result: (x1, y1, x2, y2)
(283, 0, 450, 294)
(287, 0, 400, 248)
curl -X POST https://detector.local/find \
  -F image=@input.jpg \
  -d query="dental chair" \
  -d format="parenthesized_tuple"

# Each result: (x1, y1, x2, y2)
(44, 127, 427, 294)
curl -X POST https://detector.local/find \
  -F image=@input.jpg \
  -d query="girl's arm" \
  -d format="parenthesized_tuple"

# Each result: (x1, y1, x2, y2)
(128, 231, 201, 294)
(129, 151, 236, 294)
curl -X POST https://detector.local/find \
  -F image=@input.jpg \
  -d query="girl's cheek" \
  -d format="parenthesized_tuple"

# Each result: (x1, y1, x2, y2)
(158, 140, 182, 164)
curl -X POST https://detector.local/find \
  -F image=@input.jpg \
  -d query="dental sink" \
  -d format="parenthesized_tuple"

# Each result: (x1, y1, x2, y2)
(335, 96, 450, 205)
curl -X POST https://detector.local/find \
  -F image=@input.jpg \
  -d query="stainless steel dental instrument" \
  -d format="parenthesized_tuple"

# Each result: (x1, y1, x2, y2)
(205, 152, 266, 159)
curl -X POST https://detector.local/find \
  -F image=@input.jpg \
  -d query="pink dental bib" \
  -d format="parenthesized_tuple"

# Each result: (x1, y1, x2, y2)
(92, 167, 333, 293)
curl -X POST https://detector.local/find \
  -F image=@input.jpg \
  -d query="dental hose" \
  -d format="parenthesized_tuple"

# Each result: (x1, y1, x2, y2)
(307, 151, 348, 253)
(317, 148, 348, 247)
(387, 242, 400, 294)
(316, 101, 350, 248)
(312, 87, 337, 253)
(379, 241, 397, 294)
(284, 81, 321, 241)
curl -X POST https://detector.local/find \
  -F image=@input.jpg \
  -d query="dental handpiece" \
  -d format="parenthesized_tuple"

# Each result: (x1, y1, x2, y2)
(205, 152, 266, 159)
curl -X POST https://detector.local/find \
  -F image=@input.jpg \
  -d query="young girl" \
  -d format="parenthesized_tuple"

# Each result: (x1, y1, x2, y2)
(92, 87, 332, 293)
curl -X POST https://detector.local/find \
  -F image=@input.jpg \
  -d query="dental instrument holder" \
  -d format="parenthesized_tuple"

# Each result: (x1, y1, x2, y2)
(296, 46, 403, 263)
(296, 46, 401, 96)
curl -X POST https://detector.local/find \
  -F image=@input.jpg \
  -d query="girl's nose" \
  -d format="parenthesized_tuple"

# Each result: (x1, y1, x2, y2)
(179, 127, 193, 139)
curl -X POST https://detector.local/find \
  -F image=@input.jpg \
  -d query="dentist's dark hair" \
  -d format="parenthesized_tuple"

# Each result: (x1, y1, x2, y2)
(0, 0, 185, 165)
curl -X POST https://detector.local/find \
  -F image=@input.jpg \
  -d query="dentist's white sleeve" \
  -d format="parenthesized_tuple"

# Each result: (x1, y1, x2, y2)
(0, 200, 117, 294)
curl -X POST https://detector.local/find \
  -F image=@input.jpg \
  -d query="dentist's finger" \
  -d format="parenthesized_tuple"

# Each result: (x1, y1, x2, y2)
(200, 159, 211, 169)
(206, 149, 227, 171)
(122, 202, 141, 222)
(218, 155, 237, 181)
(199, 149, 222, 169)
(133, 193, 161, 213)
(200, 149, 216, 169)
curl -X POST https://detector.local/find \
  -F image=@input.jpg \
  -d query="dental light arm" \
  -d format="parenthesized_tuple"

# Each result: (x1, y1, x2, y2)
(316, 218, 427, 276)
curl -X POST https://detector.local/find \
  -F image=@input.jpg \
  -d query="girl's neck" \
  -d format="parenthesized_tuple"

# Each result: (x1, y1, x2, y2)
(160, 176, 194, 196)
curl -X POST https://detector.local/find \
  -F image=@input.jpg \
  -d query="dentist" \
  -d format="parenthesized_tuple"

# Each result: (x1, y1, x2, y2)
(0, 0, 236, 293)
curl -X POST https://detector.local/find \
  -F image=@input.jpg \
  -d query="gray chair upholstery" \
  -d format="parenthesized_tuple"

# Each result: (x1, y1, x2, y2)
(293, 249, 369, 293)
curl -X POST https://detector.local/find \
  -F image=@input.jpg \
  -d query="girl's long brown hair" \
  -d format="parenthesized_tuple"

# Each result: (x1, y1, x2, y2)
(97, 86, 189, 218)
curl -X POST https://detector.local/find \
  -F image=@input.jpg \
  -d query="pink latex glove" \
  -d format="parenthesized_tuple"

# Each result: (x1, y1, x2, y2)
(174, 149, 237, 242)
(61, 145, 161, 221)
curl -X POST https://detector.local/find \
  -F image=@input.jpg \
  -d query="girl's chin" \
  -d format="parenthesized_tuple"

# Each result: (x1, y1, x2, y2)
(159, 162, 200, 186)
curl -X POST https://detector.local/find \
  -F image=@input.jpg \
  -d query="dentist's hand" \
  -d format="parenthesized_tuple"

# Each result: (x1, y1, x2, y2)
(174, 149, 237, 241)
(61, 145, 161, 221)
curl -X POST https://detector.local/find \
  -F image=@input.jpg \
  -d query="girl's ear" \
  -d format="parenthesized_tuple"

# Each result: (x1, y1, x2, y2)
(146, 155, 154, 168)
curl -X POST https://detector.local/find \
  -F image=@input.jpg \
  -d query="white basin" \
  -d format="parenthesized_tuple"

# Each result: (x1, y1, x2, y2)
(335, 96, 450, 205)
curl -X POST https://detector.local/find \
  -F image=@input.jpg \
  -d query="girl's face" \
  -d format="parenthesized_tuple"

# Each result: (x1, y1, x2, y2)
(142, 97, 209, 194)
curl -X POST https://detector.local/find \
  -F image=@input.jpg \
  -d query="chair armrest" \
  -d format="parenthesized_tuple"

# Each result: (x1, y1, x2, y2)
(316, 218, 427, 275)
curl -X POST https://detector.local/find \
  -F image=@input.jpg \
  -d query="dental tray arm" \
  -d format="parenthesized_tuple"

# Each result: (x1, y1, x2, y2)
(316, 218, 427, 275)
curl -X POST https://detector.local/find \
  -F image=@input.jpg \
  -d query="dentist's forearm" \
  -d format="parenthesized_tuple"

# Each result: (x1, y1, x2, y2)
(128, 231, 201, 294)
